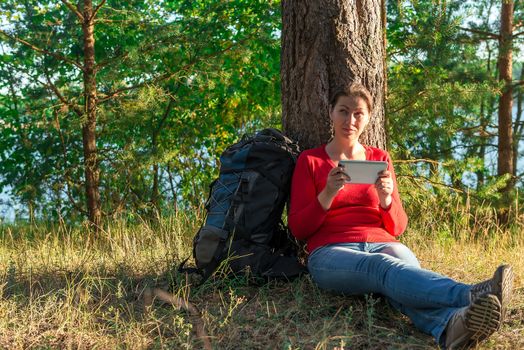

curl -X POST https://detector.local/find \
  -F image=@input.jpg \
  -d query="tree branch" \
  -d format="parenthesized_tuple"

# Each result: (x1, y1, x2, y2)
(95, 30, 190, 71)
(59, 0, 84, 21)
(44, 72, 84, 117)
(398, 173, 466, 194)
(5, 64, 81, 116)
(91, 0, 107, 21)
(153, 91, 178, 137)
(97, 72, 174, 102)
(394, 158, 444, 166)
(98, 41, 242, 103)
(96, 51, 129, 70)
(389, 90, 427, 114)
(0, 29, 84, 71)
(458, 26, 499, 40)
(512, 80, 524, 87)
(512, 30, 524, 38)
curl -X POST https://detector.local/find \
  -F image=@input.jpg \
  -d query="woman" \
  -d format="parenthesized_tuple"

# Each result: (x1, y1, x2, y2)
(288, 82, 513, 349)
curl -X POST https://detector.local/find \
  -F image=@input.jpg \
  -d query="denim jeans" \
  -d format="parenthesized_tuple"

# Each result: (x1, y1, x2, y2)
(308, 242, 472, 346)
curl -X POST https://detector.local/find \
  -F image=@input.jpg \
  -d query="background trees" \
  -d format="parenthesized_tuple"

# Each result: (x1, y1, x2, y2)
(387, 0, 524, 207)
(0, 0, 523, 224)
(1, 0, 282, 223)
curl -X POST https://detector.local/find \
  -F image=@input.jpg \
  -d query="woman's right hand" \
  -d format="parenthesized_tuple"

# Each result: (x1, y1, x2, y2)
(317, 165, 350, 210)
(325, 165, 350, 196)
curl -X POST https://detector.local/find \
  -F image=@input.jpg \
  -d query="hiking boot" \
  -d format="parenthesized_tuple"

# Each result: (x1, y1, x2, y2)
(470, 264, 513, 321)
(444, 294, 501, 349)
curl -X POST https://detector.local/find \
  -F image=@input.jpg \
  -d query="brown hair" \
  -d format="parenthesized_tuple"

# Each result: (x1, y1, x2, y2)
(329, 82, 373, 114)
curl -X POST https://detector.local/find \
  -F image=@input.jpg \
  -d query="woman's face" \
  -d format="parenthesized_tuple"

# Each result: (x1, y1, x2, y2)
(330, 95, 370, 141)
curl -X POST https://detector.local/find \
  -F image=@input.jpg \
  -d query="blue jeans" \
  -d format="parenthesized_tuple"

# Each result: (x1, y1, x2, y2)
(308, 242, 472, 346)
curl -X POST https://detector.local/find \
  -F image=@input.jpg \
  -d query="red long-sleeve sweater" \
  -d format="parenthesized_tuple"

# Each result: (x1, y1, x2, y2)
(288, 145, 408, 253)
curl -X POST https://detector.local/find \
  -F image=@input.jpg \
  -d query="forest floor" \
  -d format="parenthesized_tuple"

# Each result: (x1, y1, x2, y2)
(0, 210, 522, 349)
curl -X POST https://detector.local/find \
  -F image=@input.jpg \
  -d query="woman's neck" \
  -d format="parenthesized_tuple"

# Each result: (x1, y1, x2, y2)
(326, 138, 366, 161)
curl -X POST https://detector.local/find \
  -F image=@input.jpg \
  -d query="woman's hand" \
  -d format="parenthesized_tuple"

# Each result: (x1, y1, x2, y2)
(326, 165, 350, 196)
(317, 165, 350, 210)
(375, 170, 393, 209)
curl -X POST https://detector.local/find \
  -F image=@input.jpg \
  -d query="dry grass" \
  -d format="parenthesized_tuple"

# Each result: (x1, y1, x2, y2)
(0, 196, 522, 349)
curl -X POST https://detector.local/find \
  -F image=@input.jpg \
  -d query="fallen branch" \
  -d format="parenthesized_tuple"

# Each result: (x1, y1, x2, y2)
(143, 287, 212, 350)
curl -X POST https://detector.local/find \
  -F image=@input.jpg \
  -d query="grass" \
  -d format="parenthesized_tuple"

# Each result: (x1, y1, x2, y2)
(0, 196, 523, 349)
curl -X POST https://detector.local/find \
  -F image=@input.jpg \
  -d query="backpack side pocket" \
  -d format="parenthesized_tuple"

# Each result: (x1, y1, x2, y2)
(194, 225, 229, 268)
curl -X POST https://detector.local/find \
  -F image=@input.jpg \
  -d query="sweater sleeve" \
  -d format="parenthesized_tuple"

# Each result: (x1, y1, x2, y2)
(288, 153, 328, 240)
(379, 153, 408, 237)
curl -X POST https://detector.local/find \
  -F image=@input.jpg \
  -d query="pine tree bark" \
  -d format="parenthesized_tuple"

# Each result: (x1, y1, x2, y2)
(497, 1, 514, 184)
(82, 0, 102, 229)
(281, 0, 387, 150)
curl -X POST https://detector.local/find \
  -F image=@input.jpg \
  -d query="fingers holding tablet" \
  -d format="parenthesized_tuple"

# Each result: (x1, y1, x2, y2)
(337, 165, 352, 182)
(375, 170, 394, 195)
(326, 166, 350, 194)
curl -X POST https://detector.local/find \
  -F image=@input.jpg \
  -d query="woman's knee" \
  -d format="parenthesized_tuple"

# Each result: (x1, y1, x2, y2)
(379, 243, 421, 268)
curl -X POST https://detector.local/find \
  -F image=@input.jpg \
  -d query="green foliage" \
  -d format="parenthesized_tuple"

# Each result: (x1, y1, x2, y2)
(1, 0, 523, 222)
(387, 0, 524, 201)
(0, 0, 282, 221)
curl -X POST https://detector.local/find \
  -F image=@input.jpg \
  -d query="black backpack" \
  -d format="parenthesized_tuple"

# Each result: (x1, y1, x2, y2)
(187, 128, 306, 281)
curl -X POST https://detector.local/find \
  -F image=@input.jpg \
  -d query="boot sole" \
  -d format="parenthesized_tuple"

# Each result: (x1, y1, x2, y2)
(465, 294, 501, 343)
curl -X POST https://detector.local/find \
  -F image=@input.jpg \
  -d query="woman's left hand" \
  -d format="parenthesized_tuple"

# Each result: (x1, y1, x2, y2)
(375, 170, 393, 209)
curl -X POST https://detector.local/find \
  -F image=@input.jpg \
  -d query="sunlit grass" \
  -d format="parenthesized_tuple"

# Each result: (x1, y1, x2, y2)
(0, 195, 522, 349)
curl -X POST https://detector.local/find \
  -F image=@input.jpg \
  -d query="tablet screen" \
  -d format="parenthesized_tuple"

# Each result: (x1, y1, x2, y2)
(339, 160, 388, 184)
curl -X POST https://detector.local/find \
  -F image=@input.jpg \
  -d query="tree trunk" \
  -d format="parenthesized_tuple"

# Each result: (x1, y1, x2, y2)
(150, 97, 175, 214)
(167, 162, 178, 213)
(82, 0, 101, 228)
(512, 66, 524, 175)
(151, 163, 160, 212)
(497, 1, 514, 184)
(281, 0, 387, 150)
(477, 98, 487, 189)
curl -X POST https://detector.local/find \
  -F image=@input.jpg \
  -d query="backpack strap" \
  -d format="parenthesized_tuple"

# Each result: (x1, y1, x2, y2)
(224, 176, 247, 236)
(178, 256, 202, 275)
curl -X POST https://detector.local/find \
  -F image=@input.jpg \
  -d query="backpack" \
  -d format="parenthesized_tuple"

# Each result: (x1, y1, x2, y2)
(189, 128, 306, 281)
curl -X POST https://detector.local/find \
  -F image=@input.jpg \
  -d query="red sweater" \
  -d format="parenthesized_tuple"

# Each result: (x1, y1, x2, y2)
(289, 145, 408, 253)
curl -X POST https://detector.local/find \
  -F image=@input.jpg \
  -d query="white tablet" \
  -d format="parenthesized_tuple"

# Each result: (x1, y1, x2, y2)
(339, 160, 388, 184)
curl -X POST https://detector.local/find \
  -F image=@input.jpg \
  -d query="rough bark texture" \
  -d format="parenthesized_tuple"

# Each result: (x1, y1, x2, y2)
(281, 0, 386, 150)
(497, 1, 514, 180)
(82, 0, 102, 228)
